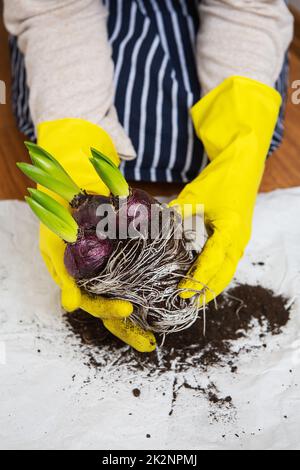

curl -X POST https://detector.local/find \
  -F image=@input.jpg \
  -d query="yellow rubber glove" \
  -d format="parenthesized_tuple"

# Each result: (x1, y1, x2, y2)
(170, 77, 282, 305)
(37, 118, 156, 352)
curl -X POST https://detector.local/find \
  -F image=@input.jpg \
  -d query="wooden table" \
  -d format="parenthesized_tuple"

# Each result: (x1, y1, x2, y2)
(1, 5, 300, 200)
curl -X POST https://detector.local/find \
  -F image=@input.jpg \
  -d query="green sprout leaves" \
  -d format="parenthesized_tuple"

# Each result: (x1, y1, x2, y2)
(17, 162, 79, 203)
(90, 148, 119, 169)
(17, 142, 82, 203)
(90, 149, 129, 197)
(17, 142, 131, 239)
(26, 189, 78, 243)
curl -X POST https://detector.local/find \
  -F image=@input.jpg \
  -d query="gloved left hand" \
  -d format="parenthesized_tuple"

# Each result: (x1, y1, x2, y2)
(37, 118, 156, 352)
(170, 77, 281, 305)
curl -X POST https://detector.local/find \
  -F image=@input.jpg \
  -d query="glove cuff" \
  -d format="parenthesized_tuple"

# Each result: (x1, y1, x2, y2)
(191, 76, 282, 162)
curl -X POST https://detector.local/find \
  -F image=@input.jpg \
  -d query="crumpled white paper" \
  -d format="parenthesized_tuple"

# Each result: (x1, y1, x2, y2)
(0, 188, 300, 450)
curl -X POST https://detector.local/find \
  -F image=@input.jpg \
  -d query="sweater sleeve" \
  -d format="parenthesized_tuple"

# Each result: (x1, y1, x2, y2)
(196, 0, 294, 96)
(3, 0, 136, 159)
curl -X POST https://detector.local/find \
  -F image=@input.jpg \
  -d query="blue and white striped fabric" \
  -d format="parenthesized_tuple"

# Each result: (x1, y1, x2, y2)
(9, 0, 289, 184)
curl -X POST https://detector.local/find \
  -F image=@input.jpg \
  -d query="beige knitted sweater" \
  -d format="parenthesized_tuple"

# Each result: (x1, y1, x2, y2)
(3, 0, 294, 159)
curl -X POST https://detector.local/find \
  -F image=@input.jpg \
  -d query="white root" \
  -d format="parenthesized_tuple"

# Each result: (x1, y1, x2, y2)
(79, 216, 211, 334)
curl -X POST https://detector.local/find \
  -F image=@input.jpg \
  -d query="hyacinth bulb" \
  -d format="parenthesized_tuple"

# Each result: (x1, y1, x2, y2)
(126, 189, 157, 222)
(64, 233, 114, 280)
(72, 195, 112, 229)
(115, 189, 158, 237)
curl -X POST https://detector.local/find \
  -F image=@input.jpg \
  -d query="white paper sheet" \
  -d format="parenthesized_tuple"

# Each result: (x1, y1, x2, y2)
(0, 188, 300, 450)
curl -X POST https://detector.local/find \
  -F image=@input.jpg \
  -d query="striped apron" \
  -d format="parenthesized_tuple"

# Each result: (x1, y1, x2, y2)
(10, 0, 289, 184)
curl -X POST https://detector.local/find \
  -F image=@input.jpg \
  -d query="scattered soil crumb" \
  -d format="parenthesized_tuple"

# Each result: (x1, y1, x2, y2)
(65, 284, 291, 422)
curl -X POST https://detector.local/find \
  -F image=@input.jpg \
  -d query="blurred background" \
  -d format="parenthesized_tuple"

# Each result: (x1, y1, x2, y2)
(0, 0, 299, 199)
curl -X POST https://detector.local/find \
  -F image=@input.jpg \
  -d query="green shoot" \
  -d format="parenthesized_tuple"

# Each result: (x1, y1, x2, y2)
(17, 163, 78, 203)
(25, 142, 81, 194)
(90, 148, 119, 169)
(90, 153, 129, 197)
(25, 190, 78, 243)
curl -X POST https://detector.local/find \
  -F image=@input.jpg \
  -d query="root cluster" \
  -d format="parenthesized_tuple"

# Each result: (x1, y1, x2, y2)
(79, 214, 208, 334)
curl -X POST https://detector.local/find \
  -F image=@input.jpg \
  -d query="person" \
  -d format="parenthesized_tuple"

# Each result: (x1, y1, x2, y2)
(3, 0, 294, 352)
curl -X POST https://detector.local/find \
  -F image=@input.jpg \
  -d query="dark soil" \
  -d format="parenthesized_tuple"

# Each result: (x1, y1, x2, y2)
(65, 284, 291, 418)
(66, 284, 290, 371)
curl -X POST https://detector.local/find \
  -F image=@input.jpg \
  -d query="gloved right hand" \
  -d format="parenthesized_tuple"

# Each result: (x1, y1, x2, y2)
(37, 118, 156, 353)
(170, 77, 281, 305)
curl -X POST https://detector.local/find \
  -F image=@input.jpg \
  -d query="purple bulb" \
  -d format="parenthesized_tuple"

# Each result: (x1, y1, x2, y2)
(64, 233, 114, 280)
(127, 189, 156, 222)
(114, 189, 158, 237)
(72, 195, 112, 229)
